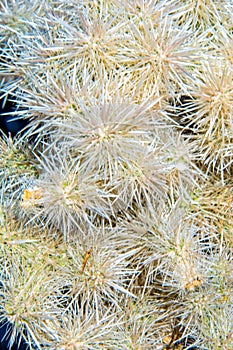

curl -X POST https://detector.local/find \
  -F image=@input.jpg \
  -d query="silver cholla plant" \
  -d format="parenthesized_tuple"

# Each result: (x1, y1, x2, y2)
(0, 1, 232, 349)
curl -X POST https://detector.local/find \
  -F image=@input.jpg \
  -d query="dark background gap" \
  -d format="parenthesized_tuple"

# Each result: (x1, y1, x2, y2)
(0, 97, 29, 137)
(0, 322, 29, 350)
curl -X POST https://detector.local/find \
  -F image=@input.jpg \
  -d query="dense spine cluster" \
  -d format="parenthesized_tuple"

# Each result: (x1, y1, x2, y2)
(0, 1, 232, 349)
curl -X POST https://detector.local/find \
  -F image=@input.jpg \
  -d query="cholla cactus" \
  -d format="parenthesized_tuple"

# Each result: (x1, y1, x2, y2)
(179, 60, 233, 181)
(0, 1, 233, 349)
